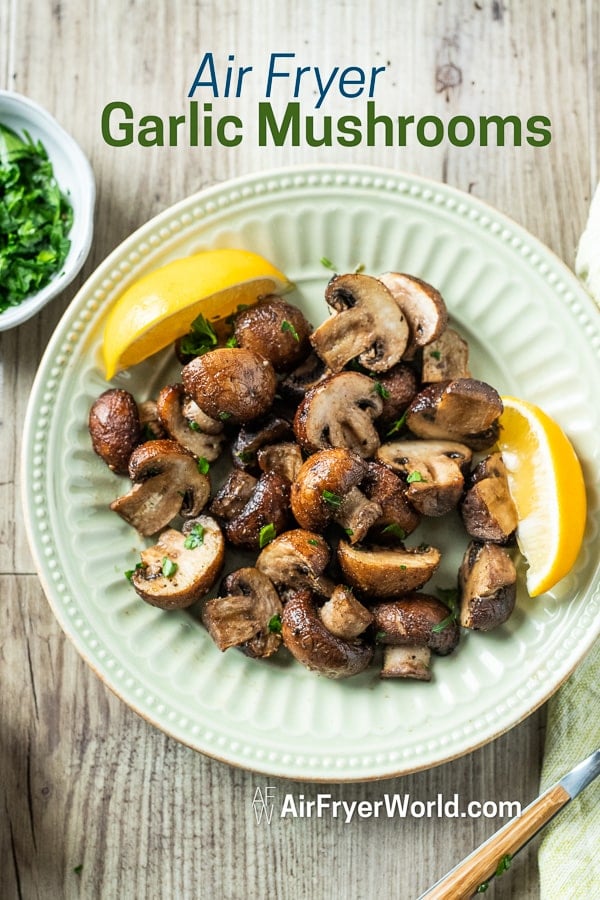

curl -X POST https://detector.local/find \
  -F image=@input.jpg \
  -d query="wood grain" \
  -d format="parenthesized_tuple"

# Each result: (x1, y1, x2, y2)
(1, 1, 597, 897)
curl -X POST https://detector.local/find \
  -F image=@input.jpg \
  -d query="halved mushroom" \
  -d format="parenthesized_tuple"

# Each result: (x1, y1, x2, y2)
(211, 471, 290, 549)
(459, 541, 517, 631)
(89, 388, 141, 474)
(375, 363, 419, 428)
(137, 399, 166, 441)
(233, 296, 312, 372)
(281, 589, 374, 679)
(290, 448, 382, 544)
(337, 541, 441, 598)
(231, 414, 292, 470)
(110, 440, 211, 536)
(318, 585, 373, 639)
(182, 347, 277, 424)
(377, 439, 472, 517)
(209, 469, 257, 520)
(257, 442, 304, 482)
(363, 460, 421, 537)
(293, 372, 383, 457)
(279, 352, 328, 402)
(377, 272, 448, 359)
(130, 515, 224, 609)
(256, 529, 334, 598)
(421, 328, 471, 383)
(202, 567, 283, 658)
(310, 273, 409, 373)
(156, 383, 225, 461)
(461, 452, 518, 543)
(372, 593, 460, 680)
(406, 379, 503, 450)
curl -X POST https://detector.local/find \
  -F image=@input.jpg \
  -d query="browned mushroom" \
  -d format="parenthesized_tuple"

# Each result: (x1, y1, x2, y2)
(233, 296, 312, 372)
(202, 567, 283, 658)
(293, 372, 383, 458)
(405, 379, 503, 450)
(375, 363, 419, 428)
(182, 347, 277, 424)
(110, 440, 211, 536)
(459, 541, 517, 630)
(377, 438, 472, 517)
(256, 529, 334, 597)
(156, 383, 225, 461)
(137, 399, 166, 441)
(371, 593, 460, 680)
(257, 442, 304, 482)
(130, 515, 224, 609)
(89, 388, 141, 474)
(362, 460, 421, 538)
(209, 469, 257, 520)
(461, 452, 518, 543)
(210, 470, 290, 549)
(310, 273, 409, 373)
(280, 351, 328, 402)
(337, 541, 441, 598)
(318, 585, 374, 639)
(281, 589, 374, 679)
(377, 272, 448, 359)
(421, 328, 471, 383)
(290, 448, 382, 544)
(231, 414, 292, 470)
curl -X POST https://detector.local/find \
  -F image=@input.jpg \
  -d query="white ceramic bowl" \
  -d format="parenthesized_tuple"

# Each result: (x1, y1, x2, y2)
(0, 91, 95, 330)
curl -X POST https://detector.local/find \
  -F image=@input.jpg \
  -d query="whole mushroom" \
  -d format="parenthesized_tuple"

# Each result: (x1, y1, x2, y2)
(233, 296, 312, 372)
(182, 347, 277, 425)
(89, 388, 141, 474)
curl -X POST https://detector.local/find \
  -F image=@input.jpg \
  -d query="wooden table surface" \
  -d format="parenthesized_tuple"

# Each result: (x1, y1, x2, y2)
(1, 2, 597, 898)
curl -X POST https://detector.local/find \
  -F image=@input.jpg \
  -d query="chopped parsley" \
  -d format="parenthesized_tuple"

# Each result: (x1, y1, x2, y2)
(307, 538, 320, 547)
(386, 412, 407, 436)
(259, 522, 277, 548)
(73, 864, 83, 875)
(322, 489, 342, 508)
(188, 420, 201, 432)
(475, 883, 489, 894)
(236, 449, 255, 464)
(161, 557, 178, 578)
(344, 528, 354, 537)
(196, 456, 210, 475)
(381, 523, 406, 540)
(407, 470, 426, 483)
(430, 349, 442, 360)
(178, 312, 217, 358)
(268, 613, 282, 634)
(225, 334, 238, 347)
(281, 319, 300, 341)
(432, 587, 460, 633)
(375, 631, 387, 643)
(124, 562, 144, 582)
(320, 256, 337, 271)
(184, 523, 205, 549)
(218, 411, 232, 421)
(495, 854, 512, 877)
(373, 381, 390, 400)
(0, 124, 73, 312)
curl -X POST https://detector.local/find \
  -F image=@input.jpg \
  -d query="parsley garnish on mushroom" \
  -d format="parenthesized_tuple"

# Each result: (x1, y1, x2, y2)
(322, 489, 343, 508)
(407, 470, 426, 483)
(161, 557, 178, 578)
(268, 613, 282, 634)
(259, 522, 277, 548)
(281, 319, 300, 341)
(178, 313, 218, 358)
(381, 523, 407, 540)
(386, 412, 407, 436)
(184, 523, 205, 549)
(373, 381, 390, 400)
(196, 456, 210, 475)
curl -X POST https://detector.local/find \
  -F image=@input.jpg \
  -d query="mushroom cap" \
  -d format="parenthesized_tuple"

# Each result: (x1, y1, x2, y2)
(290, 448, 369, 532)
(293, 371, 383, 458)
(156, 383, 225, 461)
(363, 460, 421, 537)
(233, 296, 312, 372)
(371, 593, 460, 655)
(281, 589, 374, 679)
(375, 363, 419, 427)
(223, 471, 291, 549)
(256, 529, 334, 597)
(131, 515, 225, 609)
(461, 452, 518, 543)
(182, 348, 277, 424)
(459, 541, 517, 631)
(231, 414, 292, 470)
(406, 379, 503, 450)
(111, 440, 211, 536)
(217, 567, 283, 658)
(421, 327, 471, 383)
(377, 272, 448, 358)
(310, 273, 409, 373)
(89, 388, 141, 474)
(337, 541, 441, 598)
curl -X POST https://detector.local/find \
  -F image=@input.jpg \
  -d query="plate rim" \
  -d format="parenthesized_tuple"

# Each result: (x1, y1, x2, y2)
(21, 163, 600, 781)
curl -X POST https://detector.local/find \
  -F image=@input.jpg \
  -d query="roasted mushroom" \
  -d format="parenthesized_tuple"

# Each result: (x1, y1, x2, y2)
(459, 541, 517, 631)
(461, 452, 518, 543)
(257, 442, 304, 482)
(371, 593, 460, 680)
(256, 529, 334, 597)
(89, 388, 141, 474)
(211, 470, 290, 549)
(280, 351, 328, 402)
(363, 460, 421, 538)
(293, 372, 383, 457)
(377, 272, 448, 359)
(231, 415, 292, 470)
(377, 438, 472, 517)
(130, 515, 224, 609)
(318, 585, 374, 639)
(182, 347, 277, 424)
(421, 328, 471, 383)
(281, 589, 374, 679)
(233, 296, 312, 372)
(110, 440, 211, 536)
(156, 383, 225, 461)
(137, 399, 166, 441)
(405, 379, 503, 450)
(291, 448, 382, 544)
(209, 469, 257, 520)
(337, 541, 441, 598)
(375, 363, 419, 428)
(310, 273, 409, 373)
(202, 567, 283, 658)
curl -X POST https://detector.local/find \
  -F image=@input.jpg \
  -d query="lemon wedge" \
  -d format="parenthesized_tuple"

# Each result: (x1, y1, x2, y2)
(102, 248, 291, 379)
(497, 396, 587, 597)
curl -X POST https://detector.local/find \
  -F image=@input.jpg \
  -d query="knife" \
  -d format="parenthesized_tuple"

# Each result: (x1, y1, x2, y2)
(417, 747, 600, 899)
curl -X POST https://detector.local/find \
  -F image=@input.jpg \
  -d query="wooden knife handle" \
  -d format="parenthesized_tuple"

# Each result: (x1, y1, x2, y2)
(421, 784, 570, 899)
